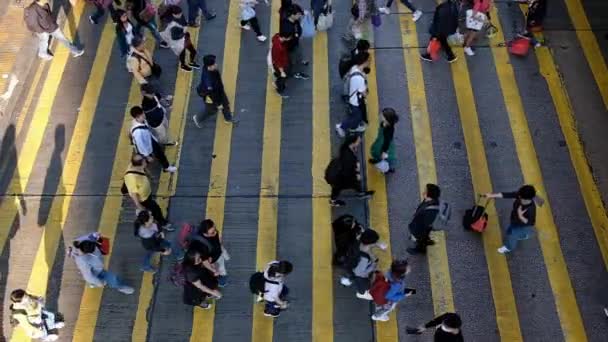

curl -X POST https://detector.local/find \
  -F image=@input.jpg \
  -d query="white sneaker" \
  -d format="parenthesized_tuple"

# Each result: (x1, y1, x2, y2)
(412, 10, 422, 22)
(335, 124, 345, 137)
(54, 322, 65, 329)
(39, 54, 53, 61)
(352, 123, 367, 132)
(497, 246, 511, 254)
(164, 165, 178, 173)
(256, 35, 267, 42)
(118, 286, 135, 295)
(372, 314, 390, 321)
(241, 24, 251, 30)
(44, 335, 59, 341)
(356, 291, 373, 300)
(464, 47, 475, 56)
(378, 7, 390, 15)
(340, 277, 353, 286)
(603, 307, 608, 318)
(73, 49, 85, 58)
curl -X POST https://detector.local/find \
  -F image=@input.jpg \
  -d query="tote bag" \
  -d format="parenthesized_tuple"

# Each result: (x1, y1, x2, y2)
(465, 9, 486, 31)
(317, 6, 334, 31)
(301, 12, 316, 38)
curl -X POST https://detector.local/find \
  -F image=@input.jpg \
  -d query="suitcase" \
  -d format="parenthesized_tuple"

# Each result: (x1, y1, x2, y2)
(463, 195, 491, 233)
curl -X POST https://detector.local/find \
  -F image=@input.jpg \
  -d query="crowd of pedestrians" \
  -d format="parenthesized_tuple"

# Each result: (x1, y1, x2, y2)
(11, 0, 555, 339)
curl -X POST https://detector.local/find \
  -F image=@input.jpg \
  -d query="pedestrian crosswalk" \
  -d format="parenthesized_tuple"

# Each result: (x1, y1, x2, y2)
(2, 0, 608, 341)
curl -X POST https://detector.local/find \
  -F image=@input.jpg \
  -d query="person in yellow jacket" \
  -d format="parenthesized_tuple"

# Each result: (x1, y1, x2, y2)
(9, 289, 64, 341)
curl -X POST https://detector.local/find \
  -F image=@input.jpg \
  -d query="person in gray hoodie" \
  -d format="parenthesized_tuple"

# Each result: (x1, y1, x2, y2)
(69, 233, 134, 294)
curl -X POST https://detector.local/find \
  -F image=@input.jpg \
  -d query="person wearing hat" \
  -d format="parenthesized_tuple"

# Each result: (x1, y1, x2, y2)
(193, 55, 238, 127)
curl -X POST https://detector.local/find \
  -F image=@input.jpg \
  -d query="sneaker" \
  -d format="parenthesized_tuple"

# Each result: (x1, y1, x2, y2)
(372, 314, 390, 321)
(180, 64, 193, 72)
(447, 55, 458, 63)
(188, 22, 200, 28)
(140, 266, 158, 273)
(164, 165, 178, 173)
(497, 246, 511, 254)
(164, 141, 179, 147)
(256, 35, 267, 42)
(340, 277, 353, 286)
(464, 47, 475, 56)
(335, 124, 346, 137)
(218, 276, 228, 287)
(378, 7, 390, 15)
(72, 49, 85, 58)
(224, 116, 239, 124)
(352, 123, 367, 132)
(163, 95, 174, 102)
(88, 283, 102, 288)
(293, 72, 310, 80)
(205, 13, 217, 20)
(412, 10, 423, 22)
(256, 294, 264, 303)
(193, 115, 202, 128)
(329, 199, 346, 207)
(54, 321, 65, 329)
(263, 311, 280, 318)
(39, 54, 53, 61)
(162, 223, 174, 231)
(199, 302, 212, 309)
(426, 239, 436, 246)
(88, 15, 97, 25)
(603, 307, 608, 318)
(420, 53, 433, 62)
(241, 24, 252, 30)
(44, 334, 59, 341)
(118, 286, 135, 295)
(357, 190, 375, 199)
(356, 291, 373, 300)
(189, 61, 201, 69)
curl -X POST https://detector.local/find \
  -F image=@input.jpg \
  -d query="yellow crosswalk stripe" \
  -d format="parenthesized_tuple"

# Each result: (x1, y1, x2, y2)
(397, 3, 455, 315)
(14, 63, 45, 138)
(517, 4, 608, 272)
(563, 0, 608, 109)
(446, 45, 523, 342)
(131, 28, 200, 341)
(363, 53, 397, 339)
(251, 1, 282, 341)
(189, 0, 242, 339)
(10, 15, 115, 342)
(489, 7, 587, 341)
(311, 28, 334, 342)
(70, 35, 158, 342)
(0, 1, 86, 258)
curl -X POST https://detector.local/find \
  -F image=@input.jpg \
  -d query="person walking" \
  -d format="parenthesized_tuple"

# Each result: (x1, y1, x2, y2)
(339, 229, 383, 300)
(123, 153, 173, 228)
(407, 183, 441, 255)
(271, 32, 292, 96)
(484, 185, 539, 254)
(9, 289, 65, 341)
(410, 312, 464, 341)
(310, 0, 328, 27)
(371, 259, 413, 321)
(24, 0, 85, 61)
(69, 233, 135, 294)
(128, 36, 173, 103)
(88, 0, 120, 25)
(369, 107, 399, 173)
(189, 219, 230, 287)
(280, 4, 309, 79)
(141, 84, 176, 146)
(378, 0, 422, 21)
(126, 0, 169, 47)
(134, 210, 174, 273)
(332, 214, 365, 266)
(182, 248, 222, 310)
(463, 0, 492, 56)
(130, 105, 177, 172)
(240, 0, 267, 42)
(335, 52, 370, 137)
(193, 55, 239, 127)
(348, 0, 379, 44)
(262, 260, 293, 318)
(187, 0, 217, 27)
(115, 9, 137, 58)
(420, 0, 458, 63)
(325, 134, 375, 207)
(160, 5, 201, 72)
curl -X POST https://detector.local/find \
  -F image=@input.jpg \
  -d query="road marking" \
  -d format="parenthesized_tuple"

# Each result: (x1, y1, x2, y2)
(0, 0, 86, 257)
(251, 1, 282, 341)
(397, 3, 455, 315)
(10, 15, 115, 342)
(14, 62, 45, 137)
(563, 0, 608, 109)
(310, 28, 334, 342)
(489, 7, 587, 341)
(447, 46, 523, 341)
(189, 0, 242, 339)
(363, 51, 398, 340)
(518, 3, 608, 273)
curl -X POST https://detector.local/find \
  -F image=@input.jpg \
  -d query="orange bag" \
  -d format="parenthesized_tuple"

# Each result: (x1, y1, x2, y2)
(508, 37, 531, 57)
(99, 236, 111, 255)
(427, 38, 441, 61)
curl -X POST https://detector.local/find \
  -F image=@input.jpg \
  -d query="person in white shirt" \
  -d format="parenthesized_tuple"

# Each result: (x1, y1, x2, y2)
(263, 260, 293, 318)
(336, 52, 370, 137)
(129, 106, 177, 173)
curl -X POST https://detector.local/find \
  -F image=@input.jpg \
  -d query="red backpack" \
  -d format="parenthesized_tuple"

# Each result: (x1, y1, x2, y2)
(370, 271, 391, 305)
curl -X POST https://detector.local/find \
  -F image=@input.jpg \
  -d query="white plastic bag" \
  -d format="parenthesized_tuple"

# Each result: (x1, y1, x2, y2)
(374, 160, 390, 173)
(317, 7, 334, 31)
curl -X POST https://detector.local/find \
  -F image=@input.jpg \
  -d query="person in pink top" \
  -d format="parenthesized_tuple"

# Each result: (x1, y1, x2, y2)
(463, 0, 492, 56)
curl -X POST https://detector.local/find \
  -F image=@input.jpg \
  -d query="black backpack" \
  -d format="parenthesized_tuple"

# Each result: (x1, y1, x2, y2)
(324, 158, 342, 185)
(344, 243, 370, 270)
(338, 54, 354, 79)
(249, 272, 279, 295)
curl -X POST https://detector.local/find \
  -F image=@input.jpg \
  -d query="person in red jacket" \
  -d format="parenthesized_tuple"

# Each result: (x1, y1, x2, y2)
(271, 32, 292, 95)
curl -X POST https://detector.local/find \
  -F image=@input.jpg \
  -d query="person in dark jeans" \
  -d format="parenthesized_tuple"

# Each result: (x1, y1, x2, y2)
(280, 4, 309, 79)
(407, 183, 441, 255)
(187, 0, 216, 27)
(193, 55, 239, 127)
(126, 0, 168, 47)
(379, 0, 422, 22)
(325, 134, 375, 207)
(420, 0, 458, 63)
(485, 185, 538, 254)
(129, 106, 177, 172)
(88, 0, 120, 25)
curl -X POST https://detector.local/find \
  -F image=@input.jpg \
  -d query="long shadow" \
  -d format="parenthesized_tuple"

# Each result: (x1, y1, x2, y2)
(37, 125, 65, 227)
(51, 0, 81, 47)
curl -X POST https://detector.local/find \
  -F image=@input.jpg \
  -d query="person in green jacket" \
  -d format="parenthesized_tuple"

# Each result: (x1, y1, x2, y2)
(369, 107, 399, 173)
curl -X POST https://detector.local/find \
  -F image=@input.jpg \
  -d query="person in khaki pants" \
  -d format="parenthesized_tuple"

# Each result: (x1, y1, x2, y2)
(140, 84, 176, 146)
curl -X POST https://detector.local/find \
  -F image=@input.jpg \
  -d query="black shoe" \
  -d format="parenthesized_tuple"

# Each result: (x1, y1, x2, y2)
(426, 239, 436, 246)
(329, 199, 346, 207)
(301, 60, 310, 66)
(224, 116, 239, 124)
(447, 55, 458, 63)
(420, 53, 433, 62)
(180, 64, 193, 72)
(205, 13, 217, 20)
(294, 72, 310, 80)
(368, 158, 380, 164)
(387, 168, 396, 174)
(357, 190, 375, 199)
(159, 41, 170, 49)
(190, 61, 201, 69)
(188, 22, 200, 28)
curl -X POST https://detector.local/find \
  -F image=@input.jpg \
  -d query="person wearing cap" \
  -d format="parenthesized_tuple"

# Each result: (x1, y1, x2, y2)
(193, 55, 238, 127)
(128, 36, 174, 105)
(413, 312, 464, 342)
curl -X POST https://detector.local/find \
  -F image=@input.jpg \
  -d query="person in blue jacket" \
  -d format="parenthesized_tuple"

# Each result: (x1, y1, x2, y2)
(372, 259, 413, 321)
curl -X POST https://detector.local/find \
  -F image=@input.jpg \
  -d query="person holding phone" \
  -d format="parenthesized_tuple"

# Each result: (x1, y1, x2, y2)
(371, 259, 414, 321)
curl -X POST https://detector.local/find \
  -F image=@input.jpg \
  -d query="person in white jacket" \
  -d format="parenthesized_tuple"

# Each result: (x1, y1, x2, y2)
(9, 289, 64, 341)
(160, 5, 201, 72)
(262, 260, 292, 318)
(69, 233, 134, 294)
(240, 0, 267, 42)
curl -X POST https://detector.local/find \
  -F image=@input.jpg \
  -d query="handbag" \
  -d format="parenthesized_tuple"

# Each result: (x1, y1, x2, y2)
(98, 237, 111, 255)
(301, 12, 316, 38)
(371, 13, 382, 27)
(139, 1, 157, 23)
(427, 38, 441, 61)
(465, 9, 487, 31)
(317, 5, 334, 31)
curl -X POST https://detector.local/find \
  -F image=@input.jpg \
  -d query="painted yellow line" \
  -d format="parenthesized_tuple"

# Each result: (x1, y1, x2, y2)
(397, 3, 455, 315)
(563, 0, 608, 109)
(310, 29, 334, 342)
(189, 0, 242, 339)
(489, 7, 587, 341)
(447, 47, 523, 341)
(10, 16, 114, 342)
(363, 52, 397, 340)
(15, 62, 45, 137)
(250, 1, 282, 341)
(0, 0, 86, 257)
(519, 4, 608, 272)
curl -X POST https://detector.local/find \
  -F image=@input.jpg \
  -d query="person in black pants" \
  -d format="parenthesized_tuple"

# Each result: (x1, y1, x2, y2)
(325, 134, 375, 207)
(193, 55, 238, 127)
(410, 312, 464, 341)
(420, 0, 458, 63)
(407, 183, 441, 254)
(129, 106, 177, 173)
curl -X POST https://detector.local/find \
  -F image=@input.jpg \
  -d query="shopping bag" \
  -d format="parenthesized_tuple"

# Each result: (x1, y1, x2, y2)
(427, 38, 441, 61)
(465, 9, 486, 31)
(99, 236, 111, 255)
(301, 12, 316, 38)
(508, 36, 531, 56)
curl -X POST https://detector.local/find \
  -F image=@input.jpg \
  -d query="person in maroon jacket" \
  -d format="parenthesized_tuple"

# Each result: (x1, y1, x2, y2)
(271, 31, 292, 95)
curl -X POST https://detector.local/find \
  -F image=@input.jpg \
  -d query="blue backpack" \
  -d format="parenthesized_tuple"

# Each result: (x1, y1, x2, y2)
(301, 12, 316, 38)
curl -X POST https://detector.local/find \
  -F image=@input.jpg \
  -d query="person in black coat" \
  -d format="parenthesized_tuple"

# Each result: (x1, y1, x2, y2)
(407, 183, 441, 254)
(332, 215, 365, 266)
(193, 55, 238, 127)
(420, 0, 458, 63)
(410, 312, 464, 342)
